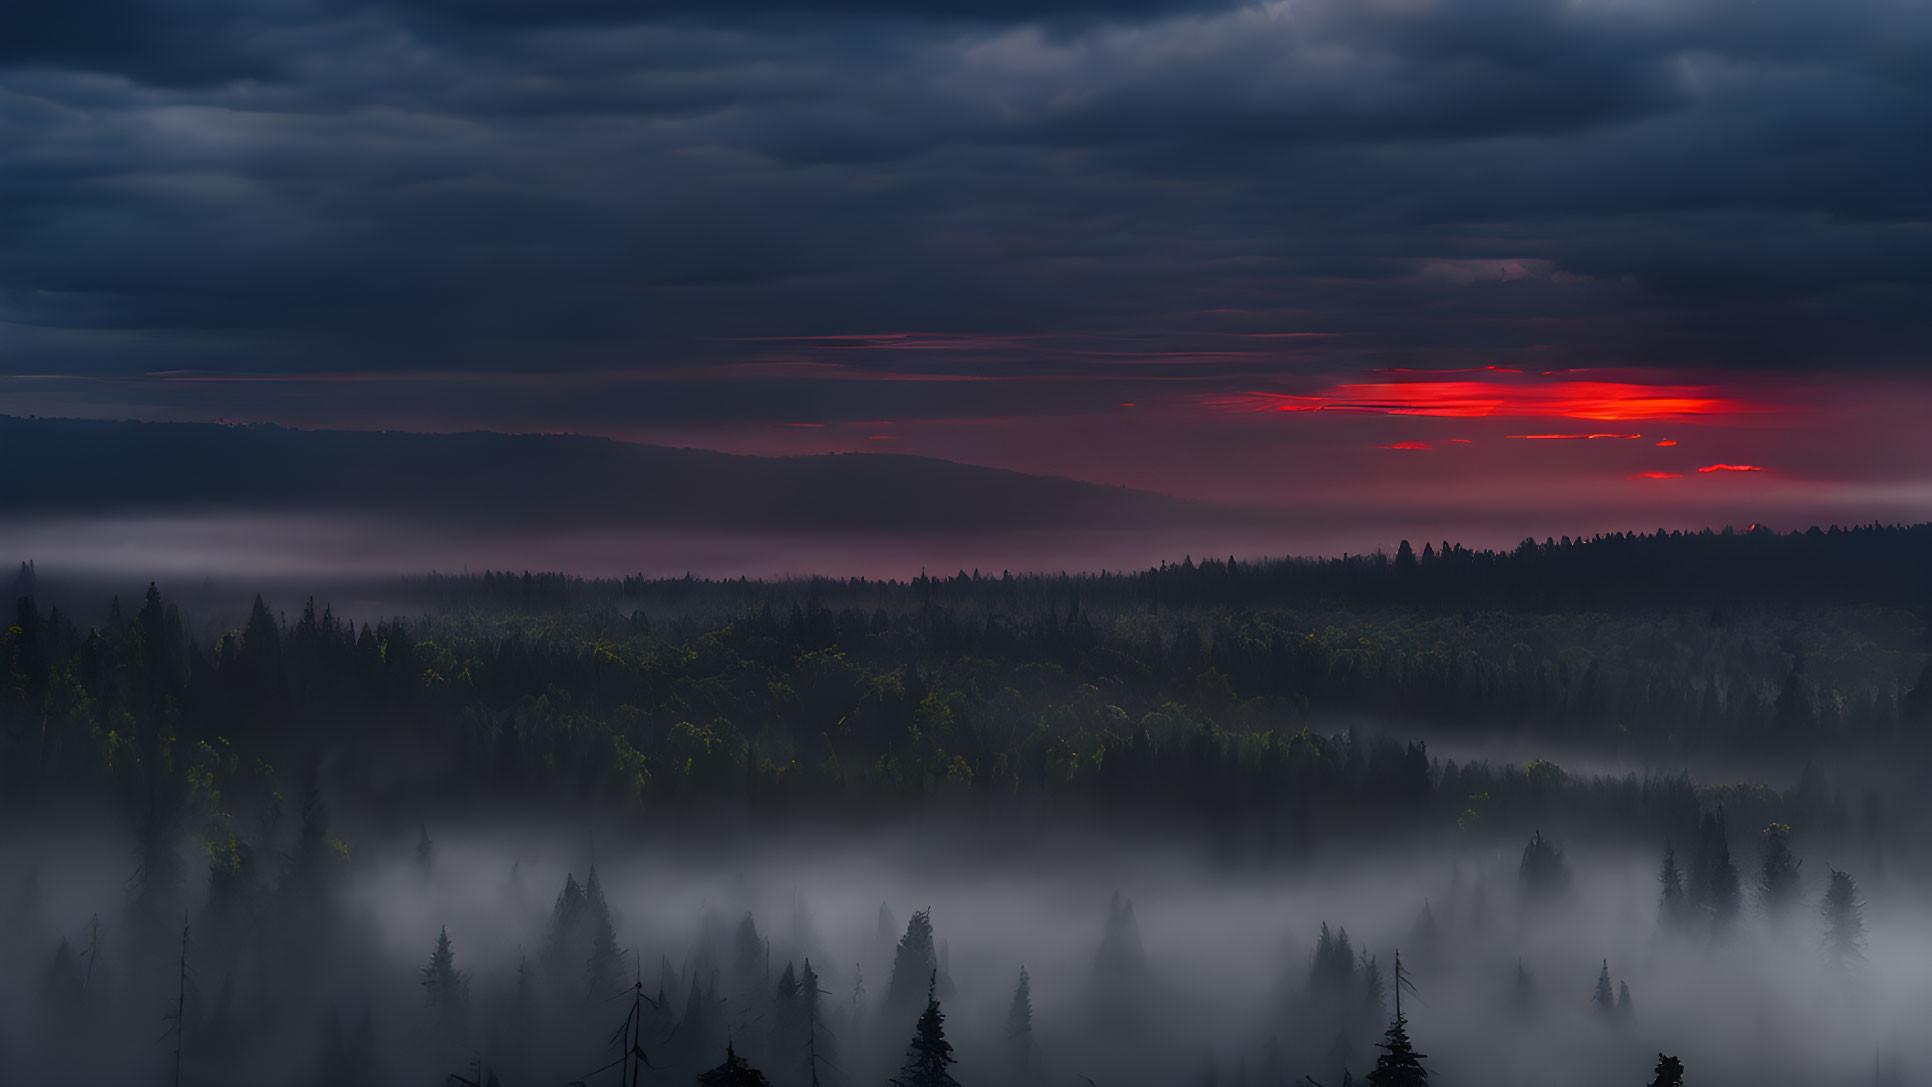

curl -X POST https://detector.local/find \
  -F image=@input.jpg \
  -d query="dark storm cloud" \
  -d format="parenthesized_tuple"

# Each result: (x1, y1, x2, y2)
(2, 0, 1927, 426)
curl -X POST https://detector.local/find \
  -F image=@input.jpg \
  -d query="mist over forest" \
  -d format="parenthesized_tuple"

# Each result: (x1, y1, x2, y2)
(5, 525, 1931, 1087)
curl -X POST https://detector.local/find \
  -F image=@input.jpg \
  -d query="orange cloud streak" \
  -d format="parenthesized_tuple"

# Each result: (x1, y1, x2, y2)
(1698, 463, 1764, 473)
(1381, 441, 1432, 450)
(1630, 472, 1683, 479)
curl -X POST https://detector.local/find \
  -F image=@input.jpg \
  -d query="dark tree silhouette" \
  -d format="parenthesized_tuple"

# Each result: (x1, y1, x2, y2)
(1647, 1053, 1685, 1087)
(1658, 843, 1690, 931)
(1758, 823, 1802, 922)
(422, 925, 469, 1039)
(1822, 867, 1867, 971)
(1696, 808, 1742, 927)
(544, 873, 588, 986)
(798, 959, 836, 1087)
(1519, 831, 1572, 904)
(699, 1042, 774, 1087)
(1593, 960, 1616, 1020)
(1363, 952, 1428, 1087)
(886, 910, 938, 1023)
(1006, 965, 1038, 1079)
(583, 867, 625, 1003)
(891, 974, 961, 1087)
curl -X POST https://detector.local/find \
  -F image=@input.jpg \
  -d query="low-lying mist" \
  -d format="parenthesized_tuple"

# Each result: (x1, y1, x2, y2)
(3, 819, 1922, 1087)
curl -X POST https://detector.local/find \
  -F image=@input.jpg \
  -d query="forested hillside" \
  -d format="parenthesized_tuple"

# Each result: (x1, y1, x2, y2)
(3, 525, 1930, 1085)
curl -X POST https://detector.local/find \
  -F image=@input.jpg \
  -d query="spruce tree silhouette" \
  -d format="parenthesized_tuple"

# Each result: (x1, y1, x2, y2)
(1518, 831, 1572, 903)
(1757, 824, 1802, 921)
(1657, 844, 1689, 930)
(1593, 960, 1616, 1019)
(886, 910, 938, 1022)
(1364, 951, 1427, 1087)
(1822, 867, 1867, 972)
(1006, 965, 1037, 1074)
(698, 1042, 773, 1087)
(891, 972, 961, 1087)
(583, 867, 625, 1004)
(1701, 808, 1742, 927)
(798, 959, 837, 1087)
(421, 925, 468, 1039)
(1647, 1053, 1685, 1087)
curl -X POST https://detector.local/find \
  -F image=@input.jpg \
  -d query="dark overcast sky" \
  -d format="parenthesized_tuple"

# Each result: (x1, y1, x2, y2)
(3, 0, 1930, 551)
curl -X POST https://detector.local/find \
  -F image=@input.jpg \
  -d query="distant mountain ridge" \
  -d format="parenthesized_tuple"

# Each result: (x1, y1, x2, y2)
(0, 415, 1245, 533)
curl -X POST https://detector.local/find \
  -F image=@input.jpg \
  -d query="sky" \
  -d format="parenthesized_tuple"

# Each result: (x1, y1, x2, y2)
(4, 0, 1931, 558)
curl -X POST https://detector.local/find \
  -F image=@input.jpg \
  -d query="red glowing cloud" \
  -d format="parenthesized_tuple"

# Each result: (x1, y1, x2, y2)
(1507, 433, 1643, 440)
(1380, 441, 1432, 450)
(1655, 439, 1677, 447)
(1698, 463, 1764, 473)
(1630, 472, 1683, 480)
(1209, 378, 1769, 421)
(1447, 438, 1473, 444)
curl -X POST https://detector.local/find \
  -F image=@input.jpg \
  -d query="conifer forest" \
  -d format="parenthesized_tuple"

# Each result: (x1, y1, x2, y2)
(3, 525, 1929, 1086)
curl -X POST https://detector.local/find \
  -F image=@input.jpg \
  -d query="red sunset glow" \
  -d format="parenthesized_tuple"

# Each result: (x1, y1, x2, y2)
(1382, 441, 1432, 450)
(1631, 472, 1683, 480)
(1698, 464, 1764, 473)
(1507, 433, 1642, 440)
(1210, 379, 1762, 421)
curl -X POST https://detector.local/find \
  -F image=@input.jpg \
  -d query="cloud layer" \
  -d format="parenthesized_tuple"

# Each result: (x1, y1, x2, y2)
(3, 0, 1929, 543)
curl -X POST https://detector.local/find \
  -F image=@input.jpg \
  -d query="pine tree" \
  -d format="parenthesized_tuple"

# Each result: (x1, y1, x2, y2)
(1592, 960, 1616, 1019)
(1822, 867, 1867, 971)
(1616, 980, 1633, 1021)
(891, 974, 961, 1087)
(1363, 952, 1428, 1087)
(1006, 965, 1037, 1077)
(886, 910, 937, 1022)
(1758, 823, 1802, 922)
(1699, 808, 1742, 927)
(421, 925, 469, 1038)
(799, 959, 836, 1087)
(1357, 950, 1387, 1039)
(583, 867, 625, 1004)
(544, 873, 587, 984)
(1658, 843, 1689, 930)
(1518, 831, 1572, 903)
(699, 1042, 774, 1087)
(1647, 1053, 1685, 1087)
